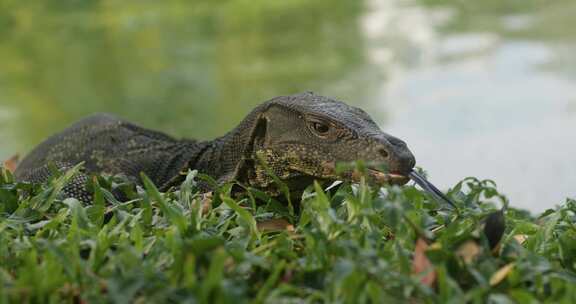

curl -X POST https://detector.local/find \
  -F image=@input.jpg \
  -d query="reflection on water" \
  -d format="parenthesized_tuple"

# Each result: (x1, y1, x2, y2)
(366, 0, 576, 212)
(1, 0, 575, 212)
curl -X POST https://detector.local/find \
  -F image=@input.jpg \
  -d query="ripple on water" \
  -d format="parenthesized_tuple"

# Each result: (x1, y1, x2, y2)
(381, 41, 576, 213)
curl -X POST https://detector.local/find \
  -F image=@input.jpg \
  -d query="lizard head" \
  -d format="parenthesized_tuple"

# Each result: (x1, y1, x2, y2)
(230, 92, 416, 193)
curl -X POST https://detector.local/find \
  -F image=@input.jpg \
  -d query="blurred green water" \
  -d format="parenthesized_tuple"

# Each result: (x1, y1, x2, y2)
(1, 0, 576, 211)
(0, 0, 368, 152)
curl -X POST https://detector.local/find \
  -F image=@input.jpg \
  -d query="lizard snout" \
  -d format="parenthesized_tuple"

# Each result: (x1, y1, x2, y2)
(374, 135, 416, 175)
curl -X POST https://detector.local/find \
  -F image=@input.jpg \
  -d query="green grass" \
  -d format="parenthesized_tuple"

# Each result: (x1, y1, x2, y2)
(0, 165, 575, 303)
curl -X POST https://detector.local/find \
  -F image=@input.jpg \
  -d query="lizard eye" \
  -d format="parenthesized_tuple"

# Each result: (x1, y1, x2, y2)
(311, 121, 330, 135)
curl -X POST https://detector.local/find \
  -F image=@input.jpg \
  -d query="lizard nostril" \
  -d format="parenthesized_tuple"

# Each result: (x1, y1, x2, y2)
(408, 156, 416, 168)
(379, 148, 389, 159)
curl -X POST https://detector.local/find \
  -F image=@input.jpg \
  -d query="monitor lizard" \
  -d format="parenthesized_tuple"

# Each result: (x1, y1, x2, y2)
(14, 92, 416, 202)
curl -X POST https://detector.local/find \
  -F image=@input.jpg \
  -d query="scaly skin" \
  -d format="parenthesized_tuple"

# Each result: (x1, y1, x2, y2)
(15, 92, 416, 202)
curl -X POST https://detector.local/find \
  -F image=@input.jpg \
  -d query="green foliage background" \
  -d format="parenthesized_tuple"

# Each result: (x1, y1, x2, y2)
(1, 166, 575, 303)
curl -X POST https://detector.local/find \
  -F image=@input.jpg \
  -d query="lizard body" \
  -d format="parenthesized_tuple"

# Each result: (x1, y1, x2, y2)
(15, 92, 416, 202)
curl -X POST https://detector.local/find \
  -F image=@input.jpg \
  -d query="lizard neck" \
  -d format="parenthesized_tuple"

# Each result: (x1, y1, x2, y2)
(193, 107, 264, 183)
(193, 136, 242, 182)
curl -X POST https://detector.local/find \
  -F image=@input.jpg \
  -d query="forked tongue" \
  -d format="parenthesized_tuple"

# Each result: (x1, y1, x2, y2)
(409, 171, 458, 210)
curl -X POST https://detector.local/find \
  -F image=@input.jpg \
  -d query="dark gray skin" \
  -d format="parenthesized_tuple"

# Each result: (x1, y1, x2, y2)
(15, 92, 416, 202)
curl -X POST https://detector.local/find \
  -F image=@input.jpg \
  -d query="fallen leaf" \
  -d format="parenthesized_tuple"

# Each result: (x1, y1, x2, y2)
(200, 192, 213, 214)
(513, 234, 528, 245)
(3, 154, 19, 173)
(428, 242, 442, 250)
(490, 263, 515, 286)
(257, 218, 293, 233)
(412, 238, 436, 287)
(456, 240, 482, 264)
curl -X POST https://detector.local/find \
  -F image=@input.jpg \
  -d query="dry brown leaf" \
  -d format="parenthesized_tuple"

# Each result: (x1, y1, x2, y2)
(257, 218, 293, 233)
(412, 238, 436, 287)
(491, 243, 502, 257)
(200, 192, 213, 214)
(429, 242, 442, 250)
(489, 263, 515, 286)
(3, 154, 20, 173)
(456, 240, 482, 264)
(513, 234, 528, 245)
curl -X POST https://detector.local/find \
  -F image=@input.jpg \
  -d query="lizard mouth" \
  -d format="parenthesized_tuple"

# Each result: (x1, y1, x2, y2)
(321, 161, 410, 186)
(362, 168, 410, 186)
